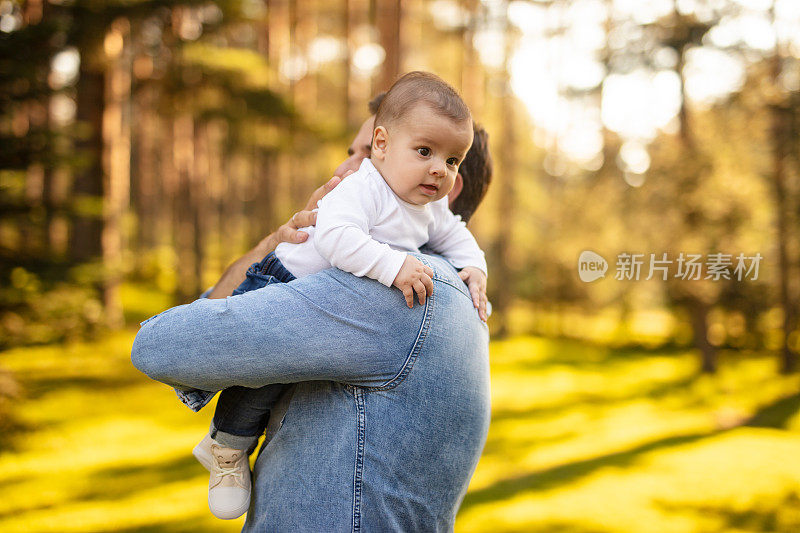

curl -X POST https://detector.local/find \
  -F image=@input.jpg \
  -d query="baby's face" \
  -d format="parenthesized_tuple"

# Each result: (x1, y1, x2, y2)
(372, 104, 473, 206)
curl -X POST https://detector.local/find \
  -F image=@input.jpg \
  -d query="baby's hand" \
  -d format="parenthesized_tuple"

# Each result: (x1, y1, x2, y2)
(393, 256, 435, 308)
(458, 267, 488, 322)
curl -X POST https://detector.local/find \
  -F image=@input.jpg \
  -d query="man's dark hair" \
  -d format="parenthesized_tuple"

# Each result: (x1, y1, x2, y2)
(374, 71, 471, 131)
(451, 123, 492, 223)
(368, 92, 386, 115)
(368, 89, 491, 223)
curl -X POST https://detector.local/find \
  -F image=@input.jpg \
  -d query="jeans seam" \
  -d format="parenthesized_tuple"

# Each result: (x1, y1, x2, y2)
(351, 387, 366, 533)
(435, 277, 472, 300)
(364, 279, 434, 392)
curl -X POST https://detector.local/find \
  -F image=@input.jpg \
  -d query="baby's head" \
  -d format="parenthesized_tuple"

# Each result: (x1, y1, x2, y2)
(370, 72, 473, 206)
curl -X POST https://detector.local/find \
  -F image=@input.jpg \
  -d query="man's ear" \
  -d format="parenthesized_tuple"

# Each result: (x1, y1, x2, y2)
(372, 126, 389, 161)
(448, 172, 464, 207)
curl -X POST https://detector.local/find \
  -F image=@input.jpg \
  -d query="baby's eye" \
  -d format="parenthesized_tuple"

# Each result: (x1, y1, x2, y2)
(447, 157, 459, 166)
(417, 147, 430, 157)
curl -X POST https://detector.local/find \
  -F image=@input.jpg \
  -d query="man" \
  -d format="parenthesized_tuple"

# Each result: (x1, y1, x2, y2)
(132, 96, 493, 531)
(208, 94, 490, 300)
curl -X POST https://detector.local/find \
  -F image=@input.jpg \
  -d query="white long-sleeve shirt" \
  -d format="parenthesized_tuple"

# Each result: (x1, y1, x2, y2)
(275, 158, 487, 286)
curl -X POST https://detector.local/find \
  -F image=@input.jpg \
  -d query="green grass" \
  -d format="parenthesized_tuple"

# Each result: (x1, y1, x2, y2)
(0, 333, 799, 532)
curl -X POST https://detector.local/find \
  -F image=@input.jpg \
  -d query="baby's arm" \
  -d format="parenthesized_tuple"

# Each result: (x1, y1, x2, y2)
(314, 176, 433, 307)
(393, 255, 435, 308)
(427, 204, 489, 321)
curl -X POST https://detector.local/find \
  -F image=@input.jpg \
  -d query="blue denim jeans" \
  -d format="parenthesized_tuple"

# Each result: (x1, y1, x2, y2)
(132, 254, 490, 531)
(212, 252, 297, 451)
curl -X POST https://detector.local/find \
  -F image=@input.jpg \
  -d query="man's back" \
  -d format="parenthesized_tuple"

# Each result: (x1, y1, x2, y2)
(243, 255, 491, 532)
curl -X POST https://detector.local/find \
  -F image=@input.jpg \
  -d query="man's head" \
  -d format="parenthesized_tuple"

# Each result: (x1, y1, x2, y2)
(333, 115, 375, 179)
(449, 123, 492, 223)
(370, 72, 473, 206)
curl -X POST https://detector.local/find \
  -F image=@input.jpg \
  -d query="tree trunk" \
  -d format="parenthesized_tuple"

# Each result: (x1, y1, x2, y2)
(688, 297, 716, 373)
(376, 0, 401, 92)
(768, 2, 798, 373)
(489, 0, 516, 337)
(101, 19, 130, 328)
(132, 84, 159, 263)
(70, 65, 105, 263)
(192, 121, 210, 294)
(769, 61, 798, 373)
(670, 0, 718, 371)
(173, 113, 199, 303)
(343, 0, 353, 128)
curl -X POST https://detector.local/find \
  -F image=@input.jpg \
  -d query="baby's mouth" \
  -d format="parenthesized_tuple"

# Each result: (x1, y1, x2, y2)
(419, 184, 438, 195)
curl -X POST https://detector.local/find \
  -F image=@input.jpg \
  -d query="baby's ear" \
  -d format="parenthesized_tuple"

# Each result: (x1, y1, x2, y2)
(372, 126, 389, 160)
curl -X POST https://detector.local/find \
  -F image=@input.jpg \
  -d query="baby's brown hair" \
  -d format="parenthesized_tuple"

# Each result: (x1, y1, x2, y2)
(374, 71, 471, 132)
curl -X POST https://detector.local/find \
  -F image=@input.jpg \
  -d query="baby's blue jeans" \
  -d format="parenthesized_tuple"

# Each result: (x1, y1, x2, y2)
(211, 251, 296, 451)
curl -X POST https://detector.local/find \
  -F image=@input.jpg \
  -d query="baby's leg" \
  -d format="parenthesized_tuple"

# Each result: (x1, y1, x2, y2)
(211, 384, 287, 453)
(195, 252, 294, 519)
(195, 383, 288, 520)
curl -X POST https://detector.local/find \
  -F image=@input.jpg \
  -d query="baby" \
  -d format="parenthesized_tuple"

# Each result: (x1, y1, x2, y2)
(193, 71, 488, 519)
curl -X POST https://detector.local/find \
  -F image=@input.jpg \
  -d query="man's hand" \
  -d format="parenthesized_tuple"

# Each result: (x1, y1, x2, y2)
(275, 174, 345, 245)
(458, 267, 488, 322)
(208, 174, 347, 299)
(393, 256, 435, 308)
(273, 209, 317, 245)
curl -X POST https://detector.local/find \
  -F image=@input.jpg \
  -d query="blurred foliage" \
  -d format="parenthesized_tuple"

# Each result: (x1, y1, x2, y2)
(0, 0, 798, 409)
(0, 254, 105, 349)
(0, 0, 299, 348)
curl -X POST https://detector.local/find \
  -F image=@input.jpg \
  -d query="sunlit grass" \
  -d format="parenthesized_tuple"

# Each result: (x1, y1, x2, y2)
(0, 331, 241, 533)
(458, 336, 800, 533)
(0, 328, 799, 532)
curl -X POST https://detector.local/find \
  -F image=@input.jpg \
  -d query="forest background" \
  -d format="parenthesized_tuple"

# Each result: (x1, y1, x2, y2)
(1, 0, 800, 531)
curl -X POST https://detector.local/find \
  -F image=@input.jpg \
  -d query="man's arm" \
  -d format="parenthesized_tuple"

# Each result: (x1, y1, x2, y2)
(207, 176, 342, 299)
(206, 234, 279, 299)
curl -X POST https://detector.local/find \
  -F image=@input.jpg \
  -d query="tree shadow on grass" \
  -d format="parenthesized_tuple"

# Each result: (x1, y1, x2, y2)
(656, 491, 800, 532)
(489, 372, 701, 426)
(78, 454, 205, 502)
(0, 374, 146, 453)
(473, 390, 800, 515)
(481, 430, 582, 459)
(87, 515, 233, 533)
(461, 430, 720, 512)
(745, 391, 800, 430)
(476, 520, 611, 533)
(14, 374, 142, 402)
(505, 339, 690, 373)
(0, 415, 33, 453)
(0, 454, 206, 520)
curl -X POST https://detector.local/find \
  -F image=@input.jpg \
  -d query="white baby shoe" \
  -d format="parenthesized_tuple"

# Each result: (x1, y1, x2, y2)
(193, 433, 251, 519)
